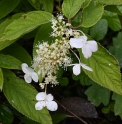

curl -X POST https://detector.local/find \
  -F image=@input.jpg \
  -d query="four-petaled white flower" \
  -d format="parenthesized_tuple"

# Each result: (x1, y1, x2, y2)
(70, 36, 98, 58)
(21, 63, 38, 83)
(35, 92, 58, 111)
(69, 63, 92, 76)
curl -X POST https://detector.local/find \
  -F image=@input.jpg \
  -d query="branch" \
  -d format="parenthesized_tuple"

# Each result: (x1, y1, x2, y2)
(55, 99, 88, 124)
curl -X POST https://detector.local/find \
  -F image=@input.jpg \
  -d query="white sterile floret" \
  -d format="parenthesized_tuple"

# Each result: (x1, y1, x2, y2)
(21, 63, 38, 83)
(35, 92, 58, 111)
(69, 63, 92, 76)
(70, 35, 98, 58)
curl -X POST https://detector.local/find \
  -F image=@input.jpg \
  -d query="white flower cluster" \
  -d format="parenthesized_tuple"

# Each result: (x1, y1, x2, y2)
(32, 14, 85, 88)
(21, 63, 38, 83)
(50, 14, 80, 38)
(32, 39, 71, 88)
(70, 35, 98, 59)
(35, 92, 58, 111)
(21, 14, 98, 112)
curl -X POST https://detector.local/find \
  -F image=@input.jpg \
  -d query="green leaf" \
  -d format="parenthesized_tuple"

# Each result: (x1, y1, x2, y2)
(22, 27, 40, 39)
(1, 43, 32, 66)
(0, 13, 23, 38)
(0, 11, 52, 41)
(20, 116, 39, 124)
(57, 67, 64, 78)
(28, 0, 40, 10)
(80, 71, 94, 86)
(81, 0, 91, 8)
(0, 0, 20, 20)
(112, 93, 122, 119)
(117, 6, 122, 14)
(98, 0, 122, 5)
(0, 13, 23, 50)
(62, 0, 85, 18)
(0, 54, 22, 70)
(102, 10, 121, 31)
(104, 5, 122, 15)
(102, 101, 114, 114)
(3, 69, 52, 124)
(85, 83, 110, 106)
(90, 19, 108, 41)
(58, 77, 69, 86)
(79, 43, 122, 95)
(72, 71, 94, 86)
(43, 0, 54, 12)
(0, 68, 3, 91)
(109, 32, 122, 67)
(72, 73, 81, 81)
(51, 114, 67, 124)
(81, 1, 104, 27)
(72, 11, 90, 34)
(0, 104, 14, 124)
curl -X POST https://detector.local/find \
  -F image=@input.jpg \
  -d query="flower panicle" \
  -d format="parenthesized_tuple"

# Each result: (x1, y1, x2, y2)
(21, 13, 98, 112)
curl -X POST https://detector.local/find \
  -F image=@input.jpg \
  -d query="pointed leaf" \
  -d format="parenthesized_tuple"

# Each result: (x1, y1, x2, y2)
(62, 0, 85, 18)
(51, 114, 67, 124)
(0, 54, 22, 70)
(20, 116, 39, 124)
(0, 13, 23, 50)
(0, 11, 52, 41)
(90, 19, 108, 41)
(112, 93, 122, 119)
(0, 68, 3, 91)
(98, 0, 122, 5)
(0, 13, 23, 38)
(109, 32, 122, 67)
(58, 77, 69, 86)
(0, 104, 14, 124)
(104, 5, 122, 15)
(3, 69, 52, 124)
(0, 0, 20, 20)
(80, 71, 94, 86)
(85, 83, 110, 106)
(28, 0, 40, 10)
(103, 10, 121, 31)
(1, 43, 32, 66)
(81, 1, 104, 27)
(43, 0, 54, 12)
(79, 43, 122, 95)
(81, 0, 91, 8)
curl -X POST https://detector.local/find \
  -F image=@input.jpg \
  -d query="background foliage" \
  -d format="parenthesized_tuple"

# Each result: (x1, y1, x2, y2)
(0, 0, 122, 124)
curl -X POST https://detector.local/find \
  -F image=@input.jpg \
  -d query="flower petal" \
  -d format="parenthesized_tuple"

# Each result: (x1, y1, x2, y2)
(24, 74, 32, 83)
(35, 101, 45, 110)
(21, 63, 28, 74)
(73, 64, 81, 76)
(46, 94, 54, 102)
(82, 44, 92, 58)
(87, 40, 98, 52)
(26, 67, 34, 73)
(79, 36, 87, 41)
(36, 92, 46, 101)
(70, 36, 86, 48)
(31, 72, 38, 82)
(46, 101, 58, 111)
(80, 63, 92, 71)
